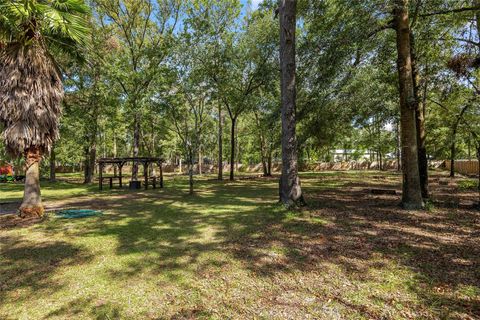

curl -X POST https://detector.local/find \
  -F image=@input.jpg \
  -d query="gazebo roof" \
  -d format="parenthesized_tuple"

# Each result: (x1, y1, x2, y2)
(97, 157, 164, 165)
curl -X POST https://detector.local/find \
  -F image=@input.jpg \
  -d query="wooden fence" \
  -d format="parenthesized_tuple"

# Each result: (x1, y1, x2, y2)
(445, 160, 479, 176)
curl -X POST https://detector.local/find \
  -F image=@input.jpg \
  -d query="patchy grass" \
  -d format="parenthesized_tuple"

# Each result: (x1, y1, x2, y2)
(0, 171, 479, 319)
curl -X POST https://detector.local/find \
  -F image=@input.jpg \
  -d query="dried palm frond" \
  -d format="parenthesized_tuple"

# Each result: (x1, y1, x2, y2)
(0, 42, 63, 156)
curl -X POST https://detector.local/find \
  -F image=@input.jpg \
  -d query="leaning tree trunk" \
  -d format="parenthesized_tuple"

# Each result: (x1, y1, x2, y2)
(394, 0, 423, 209)
(279, 0, 304, 207)
(19, 147, 44, 218)
(410, 32, 429, 198)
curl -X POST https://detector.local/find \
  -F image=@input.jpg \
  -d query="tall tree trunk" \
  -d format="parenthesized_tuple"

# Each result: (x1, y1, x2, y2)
(450, 138, 456, 178)
(218, 103, 223, 180)
(19, 147, 44, 218)
(235, 120, 239, 173)
(132, 112, 140, 180)
(450, 106, 469, 178)
(86, 143, 96, 183)
(476, 145, 480, 207)
(198, 148, 203, 175)
(83, 136, 97, 184)
(254, 112, 268, 176)
(49, 146, 56, 182)
(229, 117, 236, 181)
(279, 0, 304, 207)
(394, 0, 423, 209)
(113, 130, 117, 176)
(267, 151, 272, 176)
(396, 119, 401, 171)
(410, 32, 429, 198)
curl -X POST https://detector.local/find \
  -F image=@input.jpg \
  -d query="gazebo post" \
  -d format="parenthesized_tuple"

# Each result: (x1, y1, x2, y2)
(99, 162, 103, 190)
(119, 162, 123, 187)
(144, 161, 148, 190)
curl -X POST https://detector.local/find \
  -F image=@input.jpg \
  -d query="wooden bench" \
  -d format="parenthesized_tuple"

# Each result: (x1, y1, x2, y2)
(143, 176, 164, 189)
(99, 176, 123, 190)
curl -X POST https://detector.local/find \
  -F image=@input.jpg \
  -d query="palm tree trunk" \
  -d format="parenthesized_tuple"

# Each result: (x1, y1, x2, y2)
(279, 0, 304, 207)
(394, 0, 424, 209)
(19, 147, 44, 218)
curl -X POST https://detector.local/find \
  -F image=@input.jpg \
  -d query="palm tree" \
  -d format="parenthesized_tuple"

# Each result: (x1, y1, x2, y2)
(0, 0, 90, 218)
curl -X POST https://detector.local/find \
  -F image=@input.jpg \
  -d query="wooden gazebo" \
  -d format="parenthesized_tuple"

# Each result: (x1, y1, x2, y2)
(97, 157, 164, 190)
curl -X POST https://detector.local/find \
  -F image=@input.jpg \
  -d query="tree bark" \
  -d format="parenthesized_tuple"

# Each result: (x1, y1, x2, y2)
(188, 150, 194, 195)
(254, 111, 269, 176)
(49, 146, 56, 182)
(396, 120, 401, 171)
(450, 106, 469, 178)
(477, 146, 480, 207)
(410, 32, 429, 198)
(19, 147, 44, 218)
(229, 117, 236, 181)
(218, 103, 223, 180)
(132, 112, 140, 180)
(394, 0, 424, 209)
(198, 148, 203, 175)
(279, 0, 304, 207)
(267, 151, 272, 176)
(450, 138, 456, 177)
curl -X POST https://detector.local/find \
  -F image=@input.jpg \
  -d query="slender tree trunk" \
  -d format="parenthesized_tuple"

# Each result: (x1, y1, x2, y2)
(410, 32, 429, 198)
(218, 103, 223, 180)
(132, 112, 140, 180)
(254, 112, 268, 176)
(267, 151, 272, 176)
(394, 0, 423, 209)
(450, 138, 456, 178)
(198, 148, 203, 175)
(49, 146, 56, 182)
(230, 117, 236, 181)
(188, 150, 194, 195)
(113, 130, 117, 176)
(279, 0, 304, 207)
(449, 107, 469, 178)
(19, 147, 44, 218)
(235, 120, 239, 173)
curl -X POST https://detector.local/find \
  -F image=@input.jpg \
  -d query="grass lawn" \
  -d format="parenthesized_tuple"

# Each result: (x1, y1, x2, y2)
(0, 171, 479, 319)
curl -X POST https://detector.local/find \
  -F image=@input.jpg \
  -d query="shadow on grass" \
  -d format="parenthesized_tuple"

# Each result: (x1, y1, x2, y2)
(3, 172, 479, 318)
(0, 235, 93, 305)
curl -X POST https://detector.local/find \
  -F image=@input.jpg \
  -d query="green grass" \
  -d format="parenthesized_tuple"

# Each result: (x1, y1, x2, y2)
(1, 171, 478, 319)
(458, 179, 479, 191)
